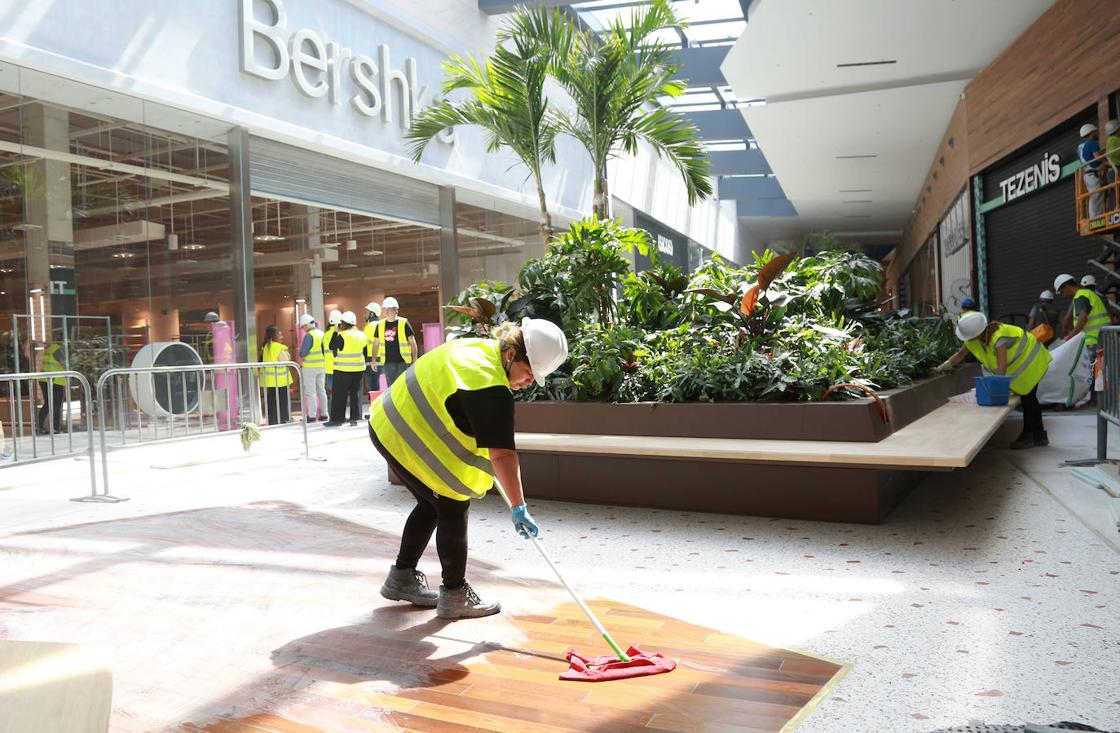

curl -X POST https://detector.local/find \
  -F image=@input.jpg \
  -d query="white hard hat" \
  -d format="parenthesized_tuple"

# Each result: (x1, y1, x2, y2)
(328, 309, 342, 325)
(298, 314, 316, 327)
(521, 318, 568, 386)
(955, 311, 988, 341)
(1080, 123, 1098, 136)
(364, 301, 382, 317)
(381, 296, 399, 310)
(203, 311, 220, 323)
(1081, 274, 1096, 287)
(1106, 120, 1120, 136)
(341, 310, 357, 326)
(1039, 290, 1054, 301)
(1053, 273, 1076, 291)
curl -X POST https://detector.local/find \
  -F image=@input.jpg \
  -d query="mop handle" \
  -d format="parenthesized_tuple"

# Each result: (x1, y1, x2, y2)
(492, 477, 631, 663)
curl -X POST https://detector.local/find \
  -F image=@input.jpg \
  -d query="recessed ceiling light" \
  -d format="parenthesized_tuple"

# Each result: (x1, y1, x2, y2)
(252, 251, 265, 257)
(177, 258, 198, 265)
(253, 234, 284, 242)
(842, 200, 873, 204)
(835, 154, 877, 160)
(181, 243, 206, 251)
(322, 242, 341, 248)
(112, 252, 135, 259)
(839, 189, 872, 193)
(362, 249, 384, 256)
(339, 263, 358, 269)
(12, 223, 42, 232)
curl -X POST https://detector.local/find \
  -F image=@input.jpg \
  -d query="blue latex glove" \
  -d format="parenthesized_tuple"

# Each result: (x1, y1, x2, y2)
(511, 504, 539, 539)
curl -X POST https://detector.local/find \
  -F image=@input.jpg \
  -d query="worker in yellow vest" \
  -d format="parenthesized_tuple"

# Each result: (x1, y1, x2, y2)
(369, 296, 418, 388)
(1056, 273, 1110, 401)
(322, 309, 342, 393)
(372, 318, 567, 619)
(362, 300, 382, 395)
(259, 324, 292, 425)
(937, 311, 1053, 449)
(325, 311, 368, 427)
(298, 313, 329, 423)
(37, 341, 66, 435)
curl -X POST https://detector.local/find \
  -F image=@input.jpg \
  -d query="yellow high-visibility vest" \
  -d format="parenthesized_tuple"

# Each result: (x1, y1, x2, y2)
(964, 323, 1052, 395)
(370, 338, 508, 501)
(39, 342, 65, 386)
(363, 319, 378, 362)
(376, 318, 413, 365)
(260, 341, 292, 388)
(322, 326, 336, 374)
(1075, 288, 1109, 346)
(302, 328, 325, 369)
(333, 328, 368, 373)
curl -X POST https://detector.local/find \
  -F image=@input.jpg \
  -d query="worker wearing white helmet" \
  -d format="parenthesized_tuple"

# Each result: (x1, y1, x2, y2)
(936, 310, 1052, 449)
(1105, 120, 1120, 210)
(324, 310, 369, 427)
(370, 296, 418, 389)
(322, 309, 343, 391)
(1027, 290, 1058, 344)
(1078, 122, 1105, 218)
(297, 313, 329, 423)
(372, 318, 568, 619)
(362, 301, 383, 397)
(1055, 273, 1108, 346)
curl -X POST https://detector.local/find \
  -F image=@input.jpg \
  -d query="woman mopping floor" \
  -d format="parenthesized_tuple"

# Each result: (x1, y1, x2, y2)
(370, 319, 567, 619)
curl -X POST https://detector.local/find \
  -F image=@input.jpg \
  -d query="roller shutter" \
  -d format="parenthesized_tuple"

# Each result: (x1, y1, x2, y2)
(248, 136, 440, 227)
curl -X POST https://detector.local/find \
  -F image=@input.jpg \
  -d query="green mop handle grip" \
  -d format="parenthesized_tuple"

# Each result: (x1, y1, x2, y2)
(492, 475, 631, 663)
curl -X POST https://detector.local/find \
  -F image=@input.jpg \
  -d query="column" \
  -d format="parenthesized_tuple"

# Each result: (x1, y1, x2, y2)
(227, 127, 256, 363)
(437, 186, 459, 328)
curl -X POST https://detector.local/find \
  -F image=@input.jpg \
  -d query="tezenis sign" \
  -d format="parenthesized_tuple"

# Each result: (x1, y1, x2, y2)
(239, 0, 454, 144)
(998, 153, 1060, 204)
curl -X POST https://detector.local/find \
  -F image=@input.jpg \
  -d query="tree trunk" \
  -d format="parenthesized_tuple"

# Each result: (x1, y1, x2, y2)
(536, 180, 553, 249)
(592, 164, 606, 220)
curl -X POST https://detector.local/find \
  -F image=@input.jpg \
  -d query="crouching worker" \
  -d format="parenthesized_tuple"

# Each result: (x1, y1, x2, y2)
(936, 311, 1053, 450)
(371, 319, 568, 619)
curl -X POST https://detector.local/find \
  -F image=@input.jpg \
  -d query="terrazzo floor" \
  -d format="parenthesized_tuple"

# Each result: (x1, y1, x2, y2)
(0, 409, 1117, 732)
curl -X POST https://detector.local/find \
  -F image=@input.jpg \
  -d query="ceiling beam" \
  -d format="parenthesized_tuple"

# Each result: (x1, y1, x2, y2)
(477, 0, 579, 14)
(708, 148, 771, 176)
(671, 46, 731, 87)
(683, 109, 750, 140)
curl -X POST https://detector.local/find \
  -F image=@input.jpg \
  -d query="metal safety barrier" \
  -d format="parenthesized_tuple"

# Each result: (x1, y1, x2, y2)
(95, 361, 311, 495)
(1067, 326, 1115, 466)
(0, 370, 115, 502)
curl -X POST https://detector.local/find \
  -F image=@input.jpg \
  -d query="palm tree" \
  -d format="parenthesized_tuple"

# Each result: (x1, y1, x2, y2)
(506, 0, 712, 220)
(406, 7, 571, 247)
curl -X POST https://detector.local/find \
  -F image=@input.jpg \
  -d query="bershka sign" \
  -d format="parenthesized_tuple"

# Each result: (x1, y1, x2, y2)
(998, 153, 1060, 203)
(656, 233, 674, 257)
(240, 0, 453, 144)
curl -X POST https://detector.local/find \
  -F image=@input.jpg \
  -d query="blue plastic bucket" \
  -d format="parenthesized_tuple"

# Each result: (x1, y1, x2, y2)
(974, 375, 1012, 406)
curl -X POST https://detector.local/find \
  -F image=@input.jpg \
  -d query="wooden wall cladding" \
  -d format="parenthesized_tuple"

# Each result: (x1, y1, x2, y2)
(964, 0, 1120, 174)
(890, 101, 970, 284)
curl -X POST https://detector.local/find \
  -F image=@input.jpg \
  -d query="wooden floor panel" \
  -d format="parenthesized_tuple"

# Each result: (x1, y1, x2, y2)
(0, 502, 846, 732)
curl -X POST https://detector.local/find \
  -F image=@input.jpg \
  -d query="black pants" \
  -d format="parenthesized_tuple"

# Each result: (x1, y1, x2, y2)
(370, 426, 469, 589)
(364, 363, 380, 394)
(38, 382, 64, 433)
(330, 370, 363, 422)
(264, 386, 290, 425)
(1020, 385, 1043, 434)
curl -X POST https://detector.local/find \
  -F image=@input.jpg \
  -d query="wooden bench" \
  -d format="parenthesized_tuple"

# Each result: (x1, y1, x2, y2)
(513, 399, 1018, 524)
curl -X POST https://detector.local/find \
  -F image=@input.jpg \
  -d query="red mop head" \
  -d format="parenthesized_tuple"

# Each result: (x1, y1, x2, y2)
(560, 645, 676, 682)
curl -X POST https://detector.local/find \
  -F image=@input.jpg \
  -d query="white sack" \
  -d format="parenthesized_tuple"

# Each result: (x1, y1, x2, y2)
(1037, 333, 1091, 407)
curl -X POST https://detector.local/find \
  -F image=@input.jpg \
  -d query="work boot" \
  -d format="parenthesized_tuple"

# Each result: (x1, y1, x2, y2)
(1009, 432, 1036, 450)
(379, 565, 438, 607)
(436, 582, 501, 619)
(321, 421, 342, 428)
(1033, 430, 1049, 447)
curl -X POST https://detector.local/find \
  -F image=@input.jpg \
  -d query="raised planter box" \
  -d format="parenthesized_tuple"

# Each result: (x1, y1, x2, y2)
(510, 366, 982, 525)
(514, 367, 978, 442)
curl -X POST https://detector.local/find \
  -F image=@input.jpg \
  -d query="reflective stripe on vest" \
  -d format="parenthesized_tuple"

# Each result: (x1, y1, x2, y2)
(965, 324, 1052, 395)
(363, 320, 378, 359)
(334, 329, 368, 372)
(260, 341, 292, 388)
(39, 343, 65, 385)
(302, 328, 325, 368)
(370, 338, 508, 501)
(376, 318, 413, 364)
(1076, 288, 1109, 345)
(322, 327, 336, 373)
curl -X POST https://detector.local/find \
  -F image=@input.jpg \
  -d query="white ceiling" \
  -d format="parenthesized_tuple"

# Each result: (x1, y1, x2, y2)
(721, 0, 1057, 246)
